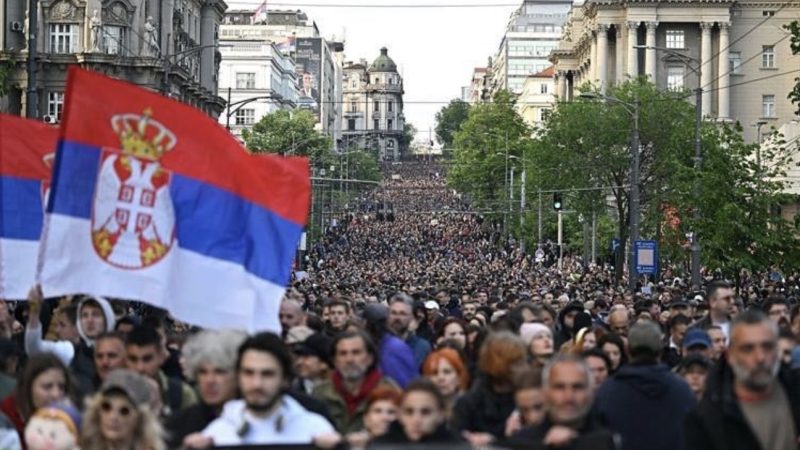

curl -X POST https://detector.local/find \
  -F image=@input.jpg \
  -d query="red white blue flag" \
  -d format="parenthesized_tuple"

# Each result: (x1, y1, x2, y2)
(0, 114, 58, 299)
(38, 68, 310, 332)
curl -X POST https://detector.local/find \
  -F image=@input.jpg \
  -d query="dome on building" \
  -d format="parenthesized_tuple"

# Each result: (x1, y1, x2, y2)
(369, 47, 398, 73)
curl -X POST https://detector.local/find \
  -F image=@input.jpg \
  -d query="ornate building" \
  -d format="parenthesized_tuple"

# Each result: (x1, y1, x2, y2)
(341, 47, 405, 161)
(549, 0, 800, 143)
(0, 0, 227, 120)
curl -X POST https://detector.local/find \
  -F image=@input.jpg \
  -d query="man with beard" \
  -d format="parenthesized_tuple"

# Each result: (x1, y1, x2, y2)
(198, 332, 333, 445)
(388, 293, 431, 367)
(313, 331, 398, 433)
(685, 310, 800, 450)
(506, 355, 617, 449)
(462, 299, 478, 322)
(763, 296, 791, 330)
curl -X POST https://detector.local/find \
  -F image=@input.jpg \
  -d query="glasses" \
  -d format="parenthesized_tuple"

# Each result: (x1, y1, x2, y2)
(100, 400, 133, 417)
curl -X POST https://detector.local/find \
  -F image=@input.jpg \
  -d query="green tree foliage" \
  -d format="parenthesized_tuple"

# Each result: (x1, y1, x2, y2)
(434, 99, 471, 148)
(242, 110, 332, 165)
(448, 90, 530, 212)
(400, 123, 417, 154)
(342, 150, 381, 182)
(786, 20, 800, 115)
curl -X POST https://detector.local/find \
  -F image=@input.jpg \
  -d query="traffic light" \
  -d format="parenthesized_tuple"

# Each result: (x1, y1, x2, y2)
(553, 193, 563, 211)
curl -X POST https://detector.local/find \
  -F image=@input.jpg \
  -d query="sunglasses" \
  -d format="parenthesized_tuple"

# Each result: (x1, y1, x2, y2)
(100, 400, 133, 417)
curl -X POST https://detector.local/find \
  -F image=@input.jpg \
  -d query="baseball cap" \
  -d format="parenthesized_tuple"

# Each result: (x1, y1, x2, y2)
(424, 300, 440, 310)
(101, 369, 151, 406)
(683, 329, 712, 349)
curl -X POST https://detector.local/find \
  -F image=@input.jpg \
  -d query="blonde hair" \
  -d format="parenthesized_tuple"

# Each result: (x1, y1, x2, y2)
(80, 393, 165, 450)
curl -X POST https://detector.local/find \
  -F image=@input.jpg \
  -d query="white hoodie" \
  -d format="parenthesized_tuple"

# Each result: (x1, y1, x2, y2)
(202, 396, 334, 446)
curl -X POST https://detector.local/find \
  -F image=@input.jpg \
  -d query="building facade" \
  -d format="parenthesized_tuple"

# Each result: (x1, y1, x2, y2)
(517, 66, 555, 128)
(341, 48, 405, 161)
(468, 65, 493, 104)
(1, 0, 227, 120)
(491, 0, 572, 95)
(217, 16, 297, 135)
(549, 0, 800, 142)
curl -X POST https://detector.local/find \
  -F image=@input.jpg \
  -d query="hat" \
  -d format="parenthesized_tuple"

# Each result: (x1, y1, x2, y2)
(32, 402, 82, 438)
(683, 329, 711, 349)
(293, 333, 332, 366)
(679, 354, 711, 371)
(362, 303, 389, 324)
(101, 369, 151, 406)
(519, 322, 551, 344)
(285, 326, 315, 345)
(424, 300, 440, 310)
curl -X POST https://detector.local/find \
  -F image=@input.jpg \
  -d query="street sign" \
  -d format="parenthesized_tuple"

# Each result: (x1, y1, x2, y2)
(611, 238, 620, 253)
(634, 240, 658, 275)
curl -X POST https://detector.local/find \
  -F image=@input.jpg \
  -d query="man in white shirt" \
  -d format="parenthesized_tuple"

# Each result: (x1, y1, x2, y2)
(186, 332, 334, 447)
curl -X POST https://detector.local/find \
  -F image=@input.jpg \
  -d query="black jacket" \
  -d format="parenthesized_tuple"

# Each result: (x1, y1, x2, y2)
(505, 417, 619, 450)
(684, 360, 800, 450)
(370, 421, 466, 447)
(165, 402, 219, 449)
(450, 376, 515, 440)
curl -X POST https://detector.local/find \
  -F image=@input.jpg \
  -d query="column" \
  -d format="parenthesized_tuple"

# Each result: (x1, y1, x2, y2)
(700, 22, 713, 116)
(645, 21, 658, 81)
(717, 22, 730, 119)
(590, 29, 598, 81)
(627, 21, 639, 78)
(200, 3, 217, 92)
(558, 72, 567, 100)
(616, 25, 625, 83)
(596, 24, 609, 90)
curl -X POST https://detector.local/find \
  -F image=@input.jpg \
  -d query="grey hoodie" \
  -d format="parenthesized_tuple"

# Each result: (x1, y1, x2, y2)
(76, 296, 117, 346)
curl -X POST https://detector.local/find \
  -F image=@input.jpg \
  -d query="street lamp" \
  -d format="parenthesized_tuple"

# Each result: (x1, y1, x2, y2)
(581, 91, 640, 291)
(162, 44, 232, 96)
(635, 45, 704, 288)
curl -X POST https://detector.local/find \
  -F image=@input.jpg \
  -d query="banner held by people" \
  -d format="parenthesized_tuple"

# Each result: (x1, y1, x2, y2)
(0, 114, 58, 299)
(38, 67, 310, 332)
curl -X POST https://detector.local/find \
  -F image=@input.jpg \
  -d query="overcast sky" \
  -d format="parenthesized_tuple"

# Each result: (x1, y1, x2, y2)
(227, 0, 519, 140)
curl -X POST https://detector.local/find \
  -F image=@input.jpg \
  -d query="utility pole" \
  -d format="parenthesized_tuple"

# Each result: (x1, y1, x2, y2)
(538, 190, 542, 245)
(628, 99, 641, 292)
(520, 168, 526, 253)
(690, 87, 703, 289)
(557, 210, 563, 269)
(26, 0, 39, 119)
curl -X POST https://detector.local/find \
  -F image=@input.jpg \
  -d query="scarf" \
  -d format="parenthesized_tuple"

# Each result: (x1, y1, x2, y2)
(332, 368, 382, 415)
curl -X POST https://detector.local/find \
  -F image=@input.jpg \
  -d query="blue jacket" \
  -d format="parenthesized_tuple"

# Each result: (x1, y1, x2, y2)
(379, 335, 418, 388)
(594, 363, 696, 450)
(405, 334, 432, 368)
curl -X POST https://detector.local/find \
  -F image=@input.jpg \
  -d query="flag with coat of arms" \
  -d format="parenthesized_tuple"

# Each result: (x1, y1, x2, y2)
(38, 67, 310, 332)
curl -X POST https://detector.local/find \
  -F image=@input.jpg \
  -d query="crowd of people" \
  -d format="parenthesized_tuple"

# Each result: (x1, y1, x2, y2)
(1, 160, 800, 450)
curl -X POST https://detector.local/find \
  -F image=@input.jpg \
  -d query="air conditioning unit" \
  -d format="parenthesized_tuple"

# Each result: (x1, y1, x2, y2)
(10, 21, 23, 32)
(43, 115, 58, 124)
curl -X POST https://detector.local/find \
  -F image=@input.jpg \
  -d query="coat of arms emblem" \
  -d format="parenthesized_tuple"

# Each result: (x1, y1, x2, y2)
(91, 109, 177, 269)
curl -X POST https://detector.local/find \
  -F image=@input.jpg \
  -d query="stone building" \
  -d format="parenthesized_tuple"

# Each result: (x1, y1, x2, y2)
(341, 47, 405, 161)
(549, 0, 800, 142)
(0, 0, 227, 120)
(518, 66, 555, 128)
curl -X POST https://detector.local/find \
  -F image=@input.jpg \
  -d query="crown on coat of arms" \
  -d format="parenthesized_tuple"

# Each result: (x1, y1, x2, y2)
(111, 108, 177, 160)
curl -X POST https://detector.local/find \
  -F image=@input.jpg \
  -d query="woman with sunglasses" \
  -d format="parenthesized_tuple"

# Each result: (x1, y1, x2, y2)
(80, 369, 164, 450)
(370, 379, 463, 446)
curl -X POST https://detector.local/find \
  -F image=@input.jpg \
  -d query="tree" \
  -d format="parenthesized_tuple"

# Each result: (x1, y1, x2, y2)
(344, 150, 381, 182)
(242, 110, 332, 166)
(448, 90, 530, 215)
(399, 122, 416, 155)
(435, 99, 471, 148)
(786, 20, 800, 114)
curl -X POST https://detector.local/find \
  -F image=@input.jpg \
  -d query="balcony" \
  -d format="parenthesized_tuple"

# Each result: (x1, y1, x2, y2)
(367, 82, 403, 93)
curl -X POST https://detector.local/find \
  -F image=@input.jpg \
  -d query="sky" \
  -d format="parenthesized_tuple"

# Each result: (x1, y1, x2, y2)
(227, 0, 521, 141)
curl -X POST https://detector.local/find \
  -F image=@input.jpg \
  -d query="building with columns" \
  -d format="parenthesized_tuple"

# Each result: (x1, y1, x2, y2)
(549, 0, 800, 142)
(1, 0, 228, 119)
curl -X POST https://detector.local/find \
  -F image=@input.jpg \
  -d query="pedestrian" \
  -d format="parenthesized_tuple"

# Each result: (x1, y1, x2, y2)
(421, 347, 469, 418)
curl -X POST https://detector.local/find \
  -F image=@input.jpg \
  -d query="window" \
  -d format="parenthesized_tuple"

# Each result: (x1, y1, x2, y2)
(665, 30, 684, 49)
(762, 46, 775, 68)
(667, 66, 685, 90)
(540, 83, 549, 94)
(762, 95, 775, 118)
(350, 79, 357, 88)
(347, 119, 356, 131)
(349, 101, 357, 113)
(729, 52, 742, 74)
(235, 108, 255, 125)
(374, 77, 379, 84)
(236, 72, 256, 89)
(47, 91, 64, 122)
(373, 101, 379, 112)
(104, 25, 124, 55)
(49, 24, 77, 53)
(762, 10, 775, 16)
(374, 119, 380, 130)
(387, 119, 393, 130)
(540, 108, 551, 122)
(388, 101, 393, 112)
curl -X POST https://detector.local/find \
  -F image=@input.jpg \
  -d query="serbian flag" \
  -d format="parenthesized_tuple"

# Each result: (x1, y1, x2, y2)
(38, 68, 310, 332)
(0, 114, 58, 299)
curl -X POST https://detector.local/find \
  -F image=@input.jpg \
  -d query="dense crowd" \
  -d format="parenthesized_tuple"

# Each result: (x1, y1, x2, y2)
(1, 161, 799, 450)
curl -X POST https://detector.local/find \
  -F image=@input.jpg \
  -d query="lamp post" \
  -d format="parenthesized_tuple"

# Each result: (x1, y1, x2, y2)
(224, 88, 285, 131)
(634, 45, 704, 289)
(581, 91, 640, 291)
(162, 44, 230, 96)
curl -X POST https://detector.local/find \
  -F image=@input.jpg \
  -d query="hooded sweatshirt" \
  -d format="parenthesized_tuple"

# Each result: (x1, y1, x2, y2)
(593, 362, 696, 450)
(202, 397, 334, 445)
(24, 296, 116, 366)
